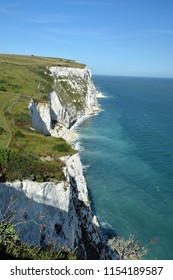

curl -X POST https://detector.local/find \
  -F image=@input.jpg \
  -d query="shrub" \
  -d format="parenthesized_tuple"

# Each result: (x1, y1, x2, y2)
(0, 127, 5, 135)
(14, 113, 31, 127)
(0, 203, 77, 260)
(0, 221, 77, 260)
(108, 235, 148, 260)
(0, 222, 19, 246)
(52, 143, 70, 153)
(14, 130, 24, 138)
(0, 86, 7, 91)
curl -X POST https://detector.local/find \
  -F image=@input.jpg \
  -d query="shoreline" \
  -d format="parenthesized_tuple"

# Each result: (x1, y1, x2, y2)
(96, 91, 108, 98)
(69, 100, 102, 150)
(0, 60, 109, 259)
(70, 113, 97, 150)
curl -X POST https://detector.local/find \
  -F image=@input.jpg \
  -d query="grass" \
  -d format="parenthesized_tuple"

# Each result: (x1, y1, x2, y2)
(0, 148, 66, 182)
(0, 54, 80, 182)
(10, 129, 74, 158)
(0, 54, 86, 68)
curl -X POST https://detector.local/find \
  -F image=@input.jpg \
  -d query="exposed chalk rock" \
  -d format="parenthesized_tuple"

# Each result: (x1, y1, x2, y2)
(0, 154, 106, 259)
(28, 66, 100, 140)
(28, 99, 51, 135)
(1, 65, 107, 259)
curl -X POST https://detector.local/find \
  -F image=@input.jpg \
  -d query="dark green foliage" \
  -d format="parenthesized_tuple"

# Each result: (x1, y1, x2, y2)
(0, 86, 7, 91)
(0, 221, 77, 260)
(14, 130, 24, 138)
(0, 127, 5, 135)
(52, 143, 70, 153)
(0, 79, 7, 91)
(14, 113, 31, 127)
(1, 242, 77, 260)
(0, 222, 19, 245)
(0, 148, 65, 182)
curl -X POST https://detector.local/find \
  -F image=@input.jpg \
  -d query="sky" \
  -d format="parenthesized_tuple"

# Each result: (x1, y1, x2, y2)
(0, 0, 173, 77)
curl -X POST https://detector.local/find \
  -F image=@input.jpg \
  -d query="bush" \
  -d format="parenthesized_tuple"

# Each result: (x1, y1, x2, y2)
(0, 203, 77, 260)
(108, 235, 148, 260)
(14, 113, 31, 127)
(52, 143, 70, 153)
(14, 130, 24, 138)
(0, 86, 7, 91)
(0, 221, 77, 260)
(0, 222, 19, 245)
(0, 127, 5, 135)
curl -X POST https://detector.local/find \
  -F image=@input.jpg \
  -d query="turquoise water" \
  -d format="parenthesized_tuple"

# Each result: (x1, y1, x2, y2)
(76, 75, 173, 260)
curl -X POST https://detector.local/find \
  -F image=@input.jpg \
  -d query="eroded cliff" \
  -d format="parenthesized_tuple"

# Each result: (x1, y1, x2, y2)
(0, 154, 106, 259)
(28, 66, 100, 142)
(0, 60, 106, 259)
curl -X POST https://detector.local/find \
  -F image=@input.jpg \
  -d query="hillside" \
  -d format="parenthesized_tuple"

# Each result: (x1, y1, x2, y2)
(0, 54, 87, 182)
(0, 54, 106, 260)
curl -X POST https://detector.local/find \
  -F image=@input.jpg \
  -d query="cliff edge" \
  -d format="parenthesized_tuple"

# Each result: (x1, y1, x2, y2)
(0, 55, 106, 259)
(28, 66, 100, 143)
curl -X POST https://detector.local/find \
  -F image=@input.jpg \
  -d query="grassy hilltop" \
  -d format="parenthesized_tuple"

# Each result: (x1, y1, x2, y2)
(0, 54, 85, 182)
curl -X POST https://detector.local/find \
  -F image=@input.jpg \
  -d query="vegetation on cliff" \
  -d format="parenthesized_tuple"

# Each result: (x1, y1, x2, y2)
(0, 148, 65, 182)
(0, 54, 80, 182)
(0, 54, 157, 260)
(0, 220, 77, 260)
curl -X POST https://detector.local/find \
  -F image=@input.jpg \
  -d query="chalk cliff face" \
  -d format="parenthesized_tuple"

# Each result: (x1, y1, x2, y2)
(28, 66, 100, 140)
(28, 100, 51, 135)
(0, 66, 107, 259)
(0, 154, 106, 259)
(49, 66, 100, 118)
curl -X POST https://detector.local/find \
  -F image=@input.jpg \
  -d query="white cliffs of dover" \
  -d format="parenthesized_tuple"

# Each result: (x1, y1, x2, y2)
(0, 66, 107, 259)
(0, 153, 106, 259)
(28, 66, 100, 142)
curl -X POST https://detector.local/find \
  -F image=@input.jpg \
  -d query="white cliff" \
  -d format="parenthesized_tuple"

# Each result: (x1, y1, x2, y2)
(0, 65, 107, 259)
(49, 90, 70, 128)
(28, 100, 51, 135)
(28, 66, 100, 141)
(0, 153, 106, 259)
(49, 66, 100, 117)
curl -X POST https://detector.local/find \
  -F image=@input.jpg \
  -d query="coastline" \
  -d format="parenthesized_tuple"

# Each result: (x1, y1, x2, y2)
(70, 112, 100, 150)
(0, 64, 108, 259)
(69, 93, 104, 149)
(96, 91, 108, 98)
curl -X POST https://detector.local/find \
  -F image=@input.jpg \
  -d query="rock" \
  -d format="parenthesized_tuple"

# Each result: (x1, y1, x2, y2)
(0, 65, 107, 259)
(28, 66, 100, 141)
(28, 100, 51, 135)
(0, 154, 106, 259)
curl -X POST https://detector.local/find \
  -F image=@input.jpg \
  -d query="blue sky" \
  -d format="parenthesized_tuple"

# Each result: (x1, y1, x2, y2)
(0, 0, 173, 77)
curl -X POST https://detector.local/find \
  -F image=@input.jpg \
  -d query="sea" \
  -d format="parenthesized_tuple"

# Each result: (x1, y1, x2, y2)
(75, 75, 173, 260)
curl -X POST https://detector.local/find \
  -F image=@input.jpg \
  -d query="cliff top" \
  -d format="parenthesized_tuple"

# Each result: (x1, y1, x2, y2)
(0, 54, 85, 183)
(0, 54, 86, 68)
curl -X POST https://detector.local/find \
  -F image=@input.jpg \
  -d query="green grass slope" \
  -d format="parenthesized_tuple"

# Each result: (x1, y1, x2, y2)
(0, 54, 81, 182)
